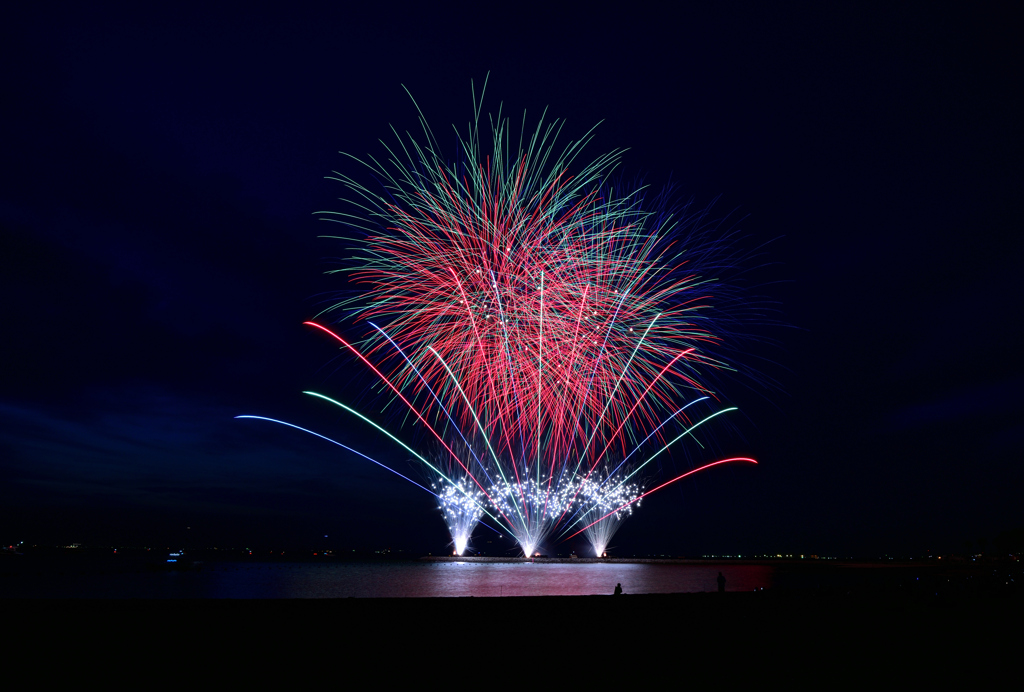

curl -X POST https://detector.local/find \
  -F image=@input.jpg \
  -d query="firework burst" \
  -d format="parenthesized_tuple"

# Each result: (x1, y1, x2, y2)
(575, 470, 642, 558)
(429, 440, 487, 556)
(319, 80, 732, 468)
(240, 78, 759, 556)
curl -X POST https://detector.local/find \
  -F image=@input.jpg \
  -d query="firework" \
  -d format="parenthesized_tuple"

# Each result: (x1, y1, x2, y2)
(430, 441, 486, 556)
(318, 80, 732, 470)
(436, 482, 484, 556)
(574, 470, 642, 558)
(240, 78, 759, 556)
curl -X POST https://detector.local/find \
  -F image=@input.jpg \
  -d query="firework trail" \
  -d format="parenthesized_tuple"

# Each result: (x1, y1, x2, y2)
(240, 77, 759, 556)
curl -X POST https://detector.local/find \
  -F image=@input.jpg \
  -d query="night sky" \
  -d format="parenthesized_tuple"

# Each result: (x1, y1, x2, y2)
(3, 3, 1021, 557)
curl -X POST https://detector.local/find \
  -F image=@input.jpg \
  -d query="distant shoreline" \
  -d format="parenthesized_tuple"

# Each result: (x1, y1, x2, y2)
(419, 555, 943, 567)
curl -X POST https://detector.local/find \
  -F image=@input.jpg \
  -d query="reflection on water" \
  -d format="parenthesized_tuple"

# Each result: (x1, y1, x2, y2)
(379, 562, 775, 599)
(3, 561, 777, 599)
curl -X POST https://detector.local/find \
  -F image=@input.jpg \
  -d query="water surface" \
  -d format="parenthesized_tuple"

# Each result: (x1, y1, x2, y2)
(3, 560, 774, 598)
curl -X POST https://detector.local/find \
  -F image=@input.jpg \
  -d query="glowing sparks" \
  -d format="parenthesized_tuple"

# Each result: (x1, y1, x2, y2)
(240, 79, 760, 556)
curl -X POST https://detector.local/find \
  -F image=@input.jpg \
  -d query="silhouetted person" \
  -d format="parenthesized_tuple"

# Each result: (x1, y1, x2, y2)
(717, 572, 726, 593)
(614, 582, 623, 595)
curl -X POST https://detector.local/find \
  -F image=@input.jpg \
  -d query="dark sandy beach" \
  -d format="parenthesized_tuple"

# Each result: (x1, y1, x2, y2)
(10, 570, 1020, 676)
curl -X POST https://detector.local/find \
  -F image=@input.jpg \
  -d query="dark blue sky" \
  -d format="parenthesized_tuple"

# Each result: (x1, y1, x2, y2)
(2, 3, 1021, 555)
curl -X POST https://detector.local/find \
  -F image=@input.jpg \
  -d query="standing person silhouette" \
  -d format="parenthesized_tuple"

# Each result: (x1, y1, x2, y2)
(614, 582, 623, 595)
(717, 572, 726, 592)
